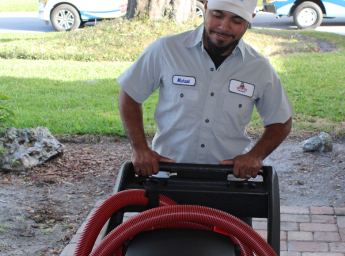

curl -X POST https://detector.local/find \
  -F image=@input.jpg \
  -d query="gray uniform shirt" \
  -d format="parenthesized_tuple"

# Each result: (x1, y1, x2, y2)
(118, 24, 294, 164)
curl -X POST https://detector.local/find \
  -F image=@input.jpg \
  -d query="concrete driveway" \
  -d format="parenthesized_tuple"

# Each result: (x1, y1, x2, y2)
(0, 12, 55, 33)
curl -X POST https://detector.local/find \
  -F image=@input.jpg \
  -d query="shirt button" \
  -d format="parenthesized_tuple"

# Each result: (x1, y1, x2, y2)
(205, 119, 209, 123)
(180, 93, 184, 98)
(210, 92, 214, 96)
(239, 104, 242, 108)
(201, 144, 205, 148)
(210, 68, 214, 71)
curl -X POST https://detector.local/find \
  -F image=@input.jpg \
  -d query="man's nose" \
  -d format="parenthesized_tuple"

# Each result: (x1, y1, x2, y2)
(218, 19, 231, 32)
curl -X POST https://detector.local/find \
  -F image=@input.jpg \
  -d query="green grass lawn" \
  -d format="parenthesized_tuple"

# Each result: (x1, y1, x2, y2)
(1, 60, 128, 135)
(0, 0, 37, 12)
(0, 59, 160, 135)
(0, 18, 344, 136)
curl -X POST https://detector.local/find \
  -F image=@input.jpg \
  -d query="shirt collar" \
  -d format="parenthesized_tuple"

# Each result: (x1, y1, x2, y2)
(235, 38, 245, 61)
(183, 23, 204, 48)
(183, 23, 246, 62)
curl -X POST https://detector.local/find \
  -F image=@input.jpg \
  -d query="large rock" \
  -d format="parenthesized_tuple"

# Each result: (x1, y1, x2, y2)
(318, 132, 333, 152)
(0, 127, 66, 172)
(301, 132, 333, 152)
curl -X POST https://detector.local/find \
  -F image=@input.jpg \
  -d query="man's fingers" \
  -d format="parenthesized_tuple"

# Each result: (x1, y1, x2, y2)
(146, 168, 153, 176)
(152, 161, 160, 175)
(249, 166, 257, 178)
(134, 166, 141, 175)
(244, 165, 261, 179)
(145, 159, 159, 176)
(159, 156, 175, 163)
(236, 161, 249, 179)
(233, 161, 241, 178)
(252, 166, 261, 178)
(244, 169, 252, 179)
(219, 159, 234, 165)
(140, 167, 147, 176)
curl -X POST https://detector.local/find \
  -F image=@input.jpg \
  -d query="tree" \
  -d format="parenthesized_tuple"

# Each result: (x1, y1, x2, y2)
(126, 0, 196, 22)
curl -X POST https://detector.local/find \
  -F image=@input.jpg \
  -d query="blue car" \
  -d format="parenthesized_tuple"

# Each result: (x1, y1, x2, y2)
(263, 0, 345, 29)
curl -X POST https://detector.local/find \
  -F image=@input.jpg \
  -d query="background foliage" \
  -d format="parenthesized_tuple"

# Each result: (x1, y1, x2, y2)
(0, 17, 344, 136)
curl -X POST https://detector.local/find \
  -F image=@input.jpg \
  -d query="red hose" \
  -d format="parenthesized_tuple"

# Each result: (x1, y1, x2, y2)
(91, 205, 276, 256)
(75, 189, 276, 256)
(229, 234, 255, 256)
(74, 190, 178, 256)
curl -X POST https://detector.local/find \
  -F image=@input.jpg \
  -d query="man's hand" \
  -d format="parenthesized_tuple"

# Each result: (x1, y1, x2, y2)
(132, 148, 174, 176)
(219, 117, 292, 179)
(219, 153, 263, 179)
(119, 89, 174, 176)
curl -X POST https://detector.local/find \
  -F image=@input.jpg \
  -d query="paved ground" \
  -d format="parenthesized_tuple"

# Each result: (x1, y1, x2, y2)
(61, 201, 345, 256)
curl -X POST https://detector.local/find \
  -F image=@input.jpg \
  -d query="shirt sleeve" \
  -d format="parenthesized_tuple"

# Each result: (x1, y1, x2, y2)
(255, 61, 294, 127)
(117, 38, 163, 103)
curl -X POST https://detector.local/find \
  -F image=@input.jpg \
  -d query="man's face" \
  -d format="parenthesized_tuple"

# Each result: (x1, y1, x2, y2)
(203, 1, 253, 56)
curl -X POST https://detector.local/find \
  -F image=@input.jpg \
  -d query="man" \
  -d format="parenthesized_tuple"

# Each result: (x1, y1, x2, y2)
(117, 0, 293, 180)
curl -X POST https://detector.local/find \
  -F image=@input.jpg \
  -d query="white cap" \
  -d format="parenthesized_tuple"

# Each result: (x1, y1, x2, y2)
(207, 0, 257, 23)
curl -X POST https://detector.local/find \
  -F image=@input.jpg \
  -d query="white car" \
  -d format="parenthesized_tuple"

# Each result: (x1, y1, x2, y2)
(38, 0, 128, 31)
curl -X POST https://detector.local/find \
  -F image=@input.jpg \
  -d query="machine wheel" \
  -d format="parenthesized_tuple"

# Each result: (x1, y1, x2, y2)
(51, 4, 81, 32)
(293, 1, 323, 30)
(196, 1, 205, 19)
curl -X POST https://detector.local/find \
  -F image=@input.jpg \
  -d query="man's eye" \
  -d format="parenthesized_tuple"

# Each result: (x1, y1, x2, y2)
(212, 11, 222, 17)
(232, 19, 243, 24)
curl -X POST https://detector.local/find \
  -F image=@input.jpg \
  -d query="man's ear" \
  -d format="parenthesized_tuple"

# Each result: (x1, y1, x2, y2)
(248, 13, 256, 27)
(204, 1, 208, 10)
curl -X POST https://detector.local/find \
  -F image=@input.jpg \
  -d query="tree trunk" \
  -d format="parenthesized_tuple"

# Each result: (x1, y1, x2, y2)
(169, 0, 195, 22)
(126, 0, 195, 22)
(126, 0, 150, 19)
(148, 0, 169, 21)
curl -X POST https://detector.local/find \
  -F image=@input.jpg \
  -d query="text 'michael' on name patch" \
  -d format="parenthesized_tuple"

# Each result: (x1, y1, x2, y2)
(172, 75, 196, 86)
(229, 79, 255, 98)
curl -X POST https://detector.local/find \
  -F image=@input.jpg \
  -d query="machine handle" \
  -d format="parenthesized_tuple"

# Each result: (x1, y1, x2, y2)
(158, 162, 265, 180)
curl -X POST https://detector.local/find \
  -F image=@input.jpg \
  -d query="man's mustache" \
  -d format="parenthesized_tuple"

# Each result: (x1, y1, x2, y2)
(210, 29, 235, 39)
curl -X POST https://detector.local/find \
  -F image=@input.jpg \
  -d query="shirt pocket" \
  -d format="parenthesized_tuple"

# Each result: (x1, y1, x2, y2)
(222, 95, 254, 127)
(155, 87, 199, 131)
(223, 95, 252, 113)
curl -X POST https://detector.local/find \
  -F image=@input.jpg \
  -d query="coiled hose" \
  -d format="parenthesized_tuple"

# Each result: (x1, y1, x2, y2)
(75, 189, 277, 256)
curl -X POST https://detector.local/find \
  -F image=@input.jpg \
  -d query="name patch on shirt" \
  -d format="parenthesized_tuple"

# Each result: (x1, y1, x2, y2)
(229, 80, 255, 98)
(172, 75, 196, 86)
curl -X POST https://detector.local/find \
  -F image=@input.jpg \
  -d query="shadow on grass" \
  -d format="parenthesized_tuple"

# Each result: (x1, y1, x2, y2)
(0, 76, 158, 136)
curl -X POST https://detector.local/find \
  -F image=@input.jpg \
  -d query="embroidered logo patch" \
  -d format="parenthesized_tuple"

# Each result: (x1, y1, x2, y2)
(229, 80, 254, 98)
(172, 75, 196, 86)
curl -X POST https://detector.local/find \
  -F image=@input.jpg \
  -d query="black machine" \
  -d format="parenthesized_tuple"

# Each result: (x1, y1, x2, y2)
(99, 162, 281, 256)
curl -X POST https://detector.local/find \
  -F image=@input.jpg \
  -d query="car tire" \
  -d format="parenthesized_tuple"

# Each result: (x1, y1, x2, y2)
(51, 4, 81, 32)
(196, 1, 205, 19)
(293, 1, 323, 30)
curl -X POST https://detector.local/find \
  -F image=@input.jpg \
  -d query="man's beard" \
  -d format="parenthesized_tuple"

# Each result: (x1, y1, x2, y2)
(205, 28, 238, 56)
